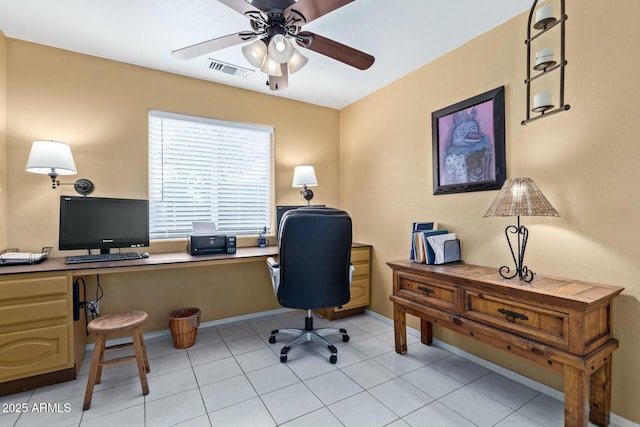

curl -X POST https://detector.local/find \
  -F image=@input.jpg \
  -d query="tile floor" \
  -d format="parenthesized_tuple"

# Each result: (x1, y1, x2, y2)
(1, 311, 592, 427)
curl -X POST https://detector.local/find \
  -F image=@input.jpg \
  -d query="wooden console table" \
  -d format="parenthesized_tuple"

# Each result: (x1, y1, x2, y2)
(388, 260, 624, 427)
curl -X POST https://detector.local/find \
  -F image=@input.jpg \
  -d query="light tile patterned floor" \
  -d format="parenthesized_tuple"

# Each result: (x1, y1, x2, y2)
(1, 311, 584, 426)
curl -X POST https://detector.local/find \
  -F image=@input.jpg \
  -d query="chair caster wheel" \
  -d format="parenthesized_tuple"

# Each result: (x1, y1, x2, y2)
(329, 355, 337, 364)
(280, 355, 287, 363)
(269, 336, 276, 344)
(343, 334, 350, 342)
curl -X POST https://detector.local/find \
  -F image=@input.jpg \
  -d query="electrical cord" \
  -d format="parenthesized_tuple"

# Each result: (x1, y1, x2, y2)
(87, 274, 104, 320)
(74, 275, 104, 336)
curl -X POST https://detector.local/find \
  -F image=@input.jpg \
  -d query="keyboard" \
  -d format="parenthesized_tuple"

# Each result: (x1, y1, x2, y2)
(65, 252, 143, 264)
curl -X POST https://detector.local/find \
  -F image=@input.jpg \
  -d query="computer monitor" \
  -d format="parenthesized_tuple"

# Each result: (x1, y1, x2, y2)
(275, 205, 325, 237)
(59, 196, 149, 254)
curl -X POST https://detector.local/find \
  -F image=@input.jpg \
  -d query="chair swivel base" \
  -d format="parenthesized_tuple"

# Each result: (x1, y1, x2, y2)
(269, 312, 349, 364)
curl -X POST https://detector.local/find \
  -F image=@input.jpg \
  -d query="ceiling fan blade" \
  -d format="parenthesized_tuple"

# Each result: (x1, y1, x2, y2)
(172, 32, 257, 60)
(218, 0, 266, 21)
(268, 64, 289, 91)
(286, 0, 354, 25)
(296, 31, 374, 70)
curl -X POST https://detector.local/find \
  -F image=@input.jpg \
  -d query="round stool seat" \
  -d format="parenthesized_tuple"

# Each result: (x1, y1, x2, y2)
(88, 311, 149, 334)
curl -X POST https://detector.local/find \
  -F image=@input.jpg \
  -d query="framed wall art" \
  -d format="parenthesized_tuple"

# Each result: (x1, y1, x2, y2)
(432, 86, 506, 195)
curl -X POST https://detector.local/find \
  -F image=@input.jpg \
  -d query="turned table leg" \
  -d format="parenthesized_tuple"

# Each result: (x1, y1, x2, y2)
(393, 303, 407, 354)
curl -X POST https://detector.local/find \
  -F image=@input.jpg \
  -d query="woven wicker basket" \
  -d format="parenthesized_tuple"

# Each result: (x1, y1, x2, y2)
(168, 307, 201, 349)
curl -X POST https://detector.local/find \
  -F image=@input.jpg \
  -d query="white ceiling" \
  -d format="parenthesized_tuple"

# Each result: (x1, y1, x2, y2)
(0, 0, 532, 109)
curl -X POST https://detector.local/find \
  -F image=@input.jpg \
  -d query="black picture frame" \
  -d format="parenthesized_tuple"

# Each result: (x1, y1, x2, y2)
(432, 86, 506, 195)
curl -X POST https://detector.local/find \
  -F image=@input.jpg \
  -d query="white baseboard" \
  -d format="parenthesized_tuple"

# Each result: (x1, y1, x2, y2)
(84, 307, 292, 351)
(364, 309, 638, 427)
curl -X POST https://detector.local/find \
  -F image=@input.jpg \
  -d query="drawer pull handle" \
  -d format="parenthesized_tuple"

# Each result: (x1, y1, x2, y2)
(417, 286, 434, 295)
(498, 308, 529, 323)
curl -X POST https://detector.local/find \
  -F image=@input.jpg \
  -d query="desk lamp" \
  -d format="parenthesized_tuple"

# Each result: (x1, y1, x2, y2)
(25, 140, 95, 196)
(292, 165, 317, 205)
(484, 177, 559, 282)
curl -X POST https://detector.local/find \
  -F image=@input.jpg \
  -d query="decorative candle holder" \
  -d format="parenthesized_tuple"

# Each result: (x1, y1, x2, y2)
(533, 48, 556, 71)
(534, 5, 556, 30)
(532, 92, 553, 113)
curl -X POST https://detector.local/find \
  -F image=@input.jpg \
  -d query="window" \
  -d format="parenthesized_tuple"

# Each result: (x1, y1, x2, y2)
(149, 110, 273, 239)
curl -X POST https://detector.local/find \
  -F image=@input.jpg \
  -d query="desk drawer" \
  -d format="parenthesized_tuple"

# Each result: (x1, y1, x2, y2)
(398, 276, 456, 311)
(351, 247, 370, 263)
(464, 290, 569, 348)
(0, 324, 71, 382)
(352, 262, 369, 279)
(0, 275, 68, 301)
(0, 299, 68, 328)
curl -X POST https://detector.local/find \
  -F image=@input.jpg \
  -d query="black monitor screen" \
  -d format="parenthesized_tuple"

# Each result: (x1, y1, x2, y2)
(59, 196, 149, 253)
(275, 205, 325, 237)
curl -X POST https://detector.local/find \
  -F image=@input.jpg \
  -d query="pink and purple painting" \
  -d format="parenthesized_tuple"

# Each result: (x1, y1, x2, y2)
(438, 99, 496, 185)
(432, 87, 505, 195)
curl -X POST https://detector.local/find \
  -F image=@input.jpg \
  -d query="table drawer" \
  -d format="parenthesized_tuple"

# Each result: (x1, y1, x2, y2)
(464, 290, 569, 348)
(398, 277, 456, 310)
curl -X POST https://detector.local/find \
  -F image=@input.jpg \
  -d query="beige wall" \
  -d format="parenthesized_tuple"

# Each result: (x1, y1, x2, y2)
(3, 1, 640, 422)
(340, 0, 640, 422)
(0, 30, 7, 248)
(4, 39, 341, 330)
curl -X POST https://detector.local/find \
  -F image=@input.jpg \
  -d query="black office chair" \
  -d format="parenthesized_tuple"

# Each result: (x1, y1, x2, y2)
(266, 207, 353, 364)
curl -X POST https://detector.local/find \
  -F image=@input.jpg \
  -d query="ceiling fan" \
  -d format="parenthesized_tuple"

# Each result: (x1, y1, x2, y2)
(172, 0, 375, 91)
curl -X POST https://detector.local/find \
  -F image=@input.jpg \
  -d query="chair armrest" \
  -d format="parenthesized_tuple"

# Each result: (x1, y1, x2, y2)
(266, 257, 280, 295)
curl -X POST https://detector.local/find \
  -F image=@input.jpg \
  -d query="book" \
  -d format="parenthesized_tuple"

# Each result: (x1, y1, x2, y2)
(409, 222, 434, 260)
(416, 235, 425, 263)
(413, 222, 434, 231)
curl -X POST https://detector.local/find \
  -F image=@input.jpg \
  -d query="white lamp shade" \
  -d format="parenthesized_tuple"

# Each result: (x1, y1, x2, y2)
(292, 165, 317, 187)
(242, 39, 268, 68)
(288, 49, 308, 74)
(261, 57, 284, 76)
(268, 34, 294, 64)
(25, 140, 77, 175)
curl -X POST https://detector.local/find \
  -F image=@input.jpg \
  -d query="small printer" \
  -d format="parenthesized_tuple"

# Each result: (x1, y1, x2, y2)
(188, 234, 236, 255)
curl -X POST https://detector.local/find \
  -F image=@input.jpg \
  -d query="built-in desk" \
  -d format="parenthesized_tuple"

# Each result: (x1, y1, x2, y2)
(0, 246, 279, 278)
(1, 244, 370, 395)
(388, 260, 624, 427)
(0, 247, 279, 395)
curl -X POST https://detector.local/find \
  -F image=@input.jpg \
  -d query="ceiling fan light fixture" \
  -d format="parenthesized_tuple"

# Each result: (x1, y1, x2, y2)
(241, 39, 268, 68)
(261, 57, 284, 76)
(287, 48, 308, 74)
(268, 34, 294, 63)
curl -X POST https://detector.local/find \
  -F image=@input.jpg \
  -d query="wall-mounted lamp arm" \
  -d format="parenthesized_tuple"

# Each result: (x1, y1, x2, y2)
(300, 184, 314, 204)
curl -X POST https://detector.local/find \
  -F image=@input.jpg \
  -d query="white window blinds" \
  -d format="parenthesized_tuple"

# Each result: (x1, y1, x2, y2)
(149, 110, 273, 239)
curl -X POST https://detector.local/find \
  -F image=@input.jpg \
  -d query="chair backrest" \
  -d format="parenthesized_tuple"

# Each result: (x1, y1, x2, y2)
(277, 207, 352, 309)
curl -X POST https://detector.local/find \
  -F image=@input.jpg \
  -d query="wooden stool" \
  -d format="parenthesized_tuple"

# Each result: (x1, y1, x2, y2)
(83, 310, 150, 410)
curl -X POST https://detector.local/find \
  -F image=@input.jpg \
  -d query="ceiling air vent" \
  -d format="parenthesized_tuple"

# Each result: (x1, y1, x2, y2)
(205, 59, 252, 78)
